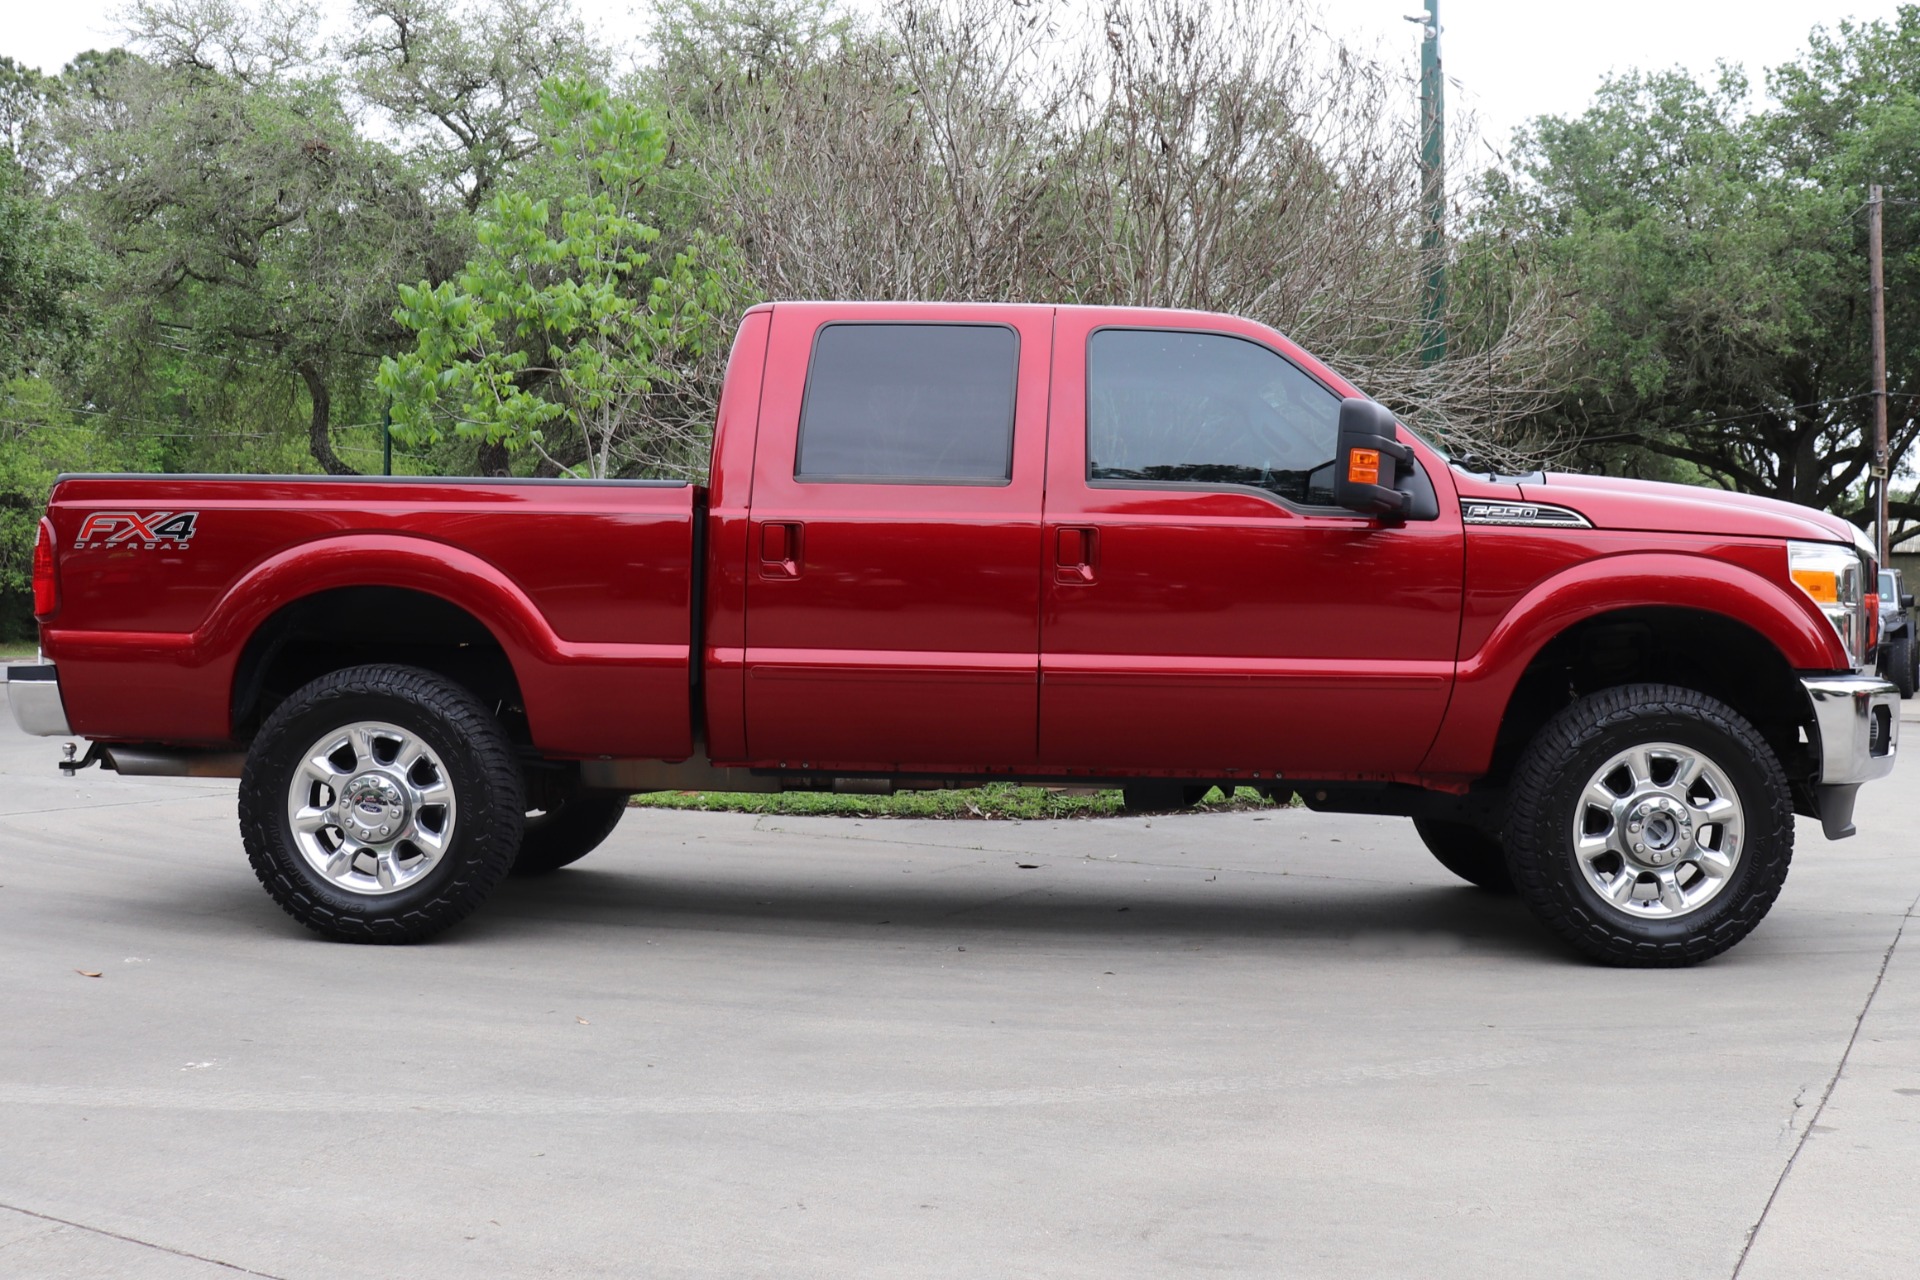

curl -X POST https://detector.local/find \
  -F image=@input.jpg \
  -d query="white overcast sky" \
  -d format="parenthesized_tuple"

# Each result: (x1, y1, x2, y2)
(1, 0, 1901, 150)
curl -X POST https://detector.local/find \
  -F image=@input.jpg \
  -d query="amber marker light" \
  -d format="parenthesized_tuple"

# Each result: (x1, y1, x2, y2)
(1347, 448, 1381, 486)
(1789, 566, 1840, 604)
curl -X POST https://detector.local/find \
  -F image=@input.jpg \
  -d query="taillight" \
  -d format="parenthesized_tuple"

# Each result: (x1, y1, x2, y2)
(32, 518, 58, 619)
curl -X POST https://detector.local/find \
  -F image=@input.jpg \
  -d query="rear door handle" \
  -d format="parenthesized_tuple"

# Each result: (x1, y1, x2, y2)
(1055, 526, 1096, 584)
(759, 521, 803, 579)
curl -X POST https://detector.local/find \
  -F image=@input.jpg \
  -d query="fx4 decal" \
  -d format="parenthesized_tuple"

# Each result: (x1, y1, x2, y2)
(75, 511, 200, 550)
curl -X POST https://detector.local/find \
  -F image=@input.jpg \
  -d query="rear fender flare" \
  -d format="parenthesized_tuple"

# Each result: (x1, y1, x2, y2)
(205, 534, 559, 734)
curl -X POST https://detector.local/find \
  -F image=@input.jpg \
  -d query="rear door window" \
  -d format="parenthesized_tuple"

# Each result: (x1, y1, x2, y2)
(796, 323, 1018, 484)
(1086, 328, 1342, 506)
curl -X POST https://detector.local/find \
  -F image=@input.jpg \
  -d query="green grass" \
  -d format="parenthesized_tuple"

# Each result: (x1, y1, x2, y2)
(629, 784, 1282, 820)
(0, 642, 38, 660)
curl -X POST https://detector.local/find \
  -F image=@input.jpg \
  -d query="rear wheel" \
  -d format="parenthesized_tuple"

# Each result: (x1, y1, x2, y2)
(238, 665, 524, 943)
(512, 775, 630, 876)
(1412, 818, 1512, 892)
(1504, 683, 1791, 967)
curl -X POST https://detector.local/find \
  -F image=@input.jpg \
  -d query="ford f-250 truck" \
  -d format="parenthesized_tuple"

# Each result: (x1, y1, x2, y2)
(4, 302, 1902, 965)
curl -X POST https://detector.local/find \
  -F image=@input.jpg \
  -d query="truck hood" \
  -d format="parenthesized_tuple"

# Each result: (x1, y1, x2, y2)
(1517, 472, 1863, 546)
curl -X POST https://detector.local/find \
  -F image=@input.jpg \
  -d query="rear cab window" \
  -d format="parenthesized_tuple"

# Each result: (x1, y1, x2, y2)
(796, 324, 1019, 485)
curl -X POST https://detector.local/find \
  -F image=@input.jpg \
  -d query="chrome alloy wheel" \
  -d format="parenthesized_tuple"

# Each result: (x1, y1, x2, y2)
(285, 720, 457, 896)
(1572, 741, 1744, 919)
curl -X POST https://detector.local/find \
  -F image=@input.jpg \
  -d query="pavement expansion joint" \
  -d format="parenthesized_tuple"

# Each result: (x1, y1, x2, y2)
(0, 1201, 286, 1279)
(1730, 884, 1920, 1278)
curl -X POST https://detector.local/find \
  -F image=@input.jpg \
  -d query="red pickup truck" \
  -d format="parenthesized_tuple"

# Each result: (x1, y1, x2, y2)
(5, 302, 1901, 965)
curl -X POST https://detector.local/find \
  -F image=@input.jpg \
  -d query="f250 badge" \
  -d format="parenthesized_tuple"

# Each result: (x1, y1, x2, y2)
(75, 511, 199, 550)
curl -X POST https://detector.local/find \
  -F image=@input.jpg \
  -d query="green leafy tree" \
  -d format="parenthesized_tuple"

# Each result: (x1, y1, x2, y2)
(56, 1, 464, 475)
(381, 79, 733, 478)
(0, 150, 93, 382)
(1480, 8, 1920, 543)
(351, 0, 610, 213)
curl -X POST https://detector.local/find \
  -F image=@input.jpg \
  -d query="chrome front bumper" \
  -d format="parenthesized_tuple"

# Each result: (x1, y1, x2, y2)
(4, 663, 71, 737)
(1803, 674, 1900, 838)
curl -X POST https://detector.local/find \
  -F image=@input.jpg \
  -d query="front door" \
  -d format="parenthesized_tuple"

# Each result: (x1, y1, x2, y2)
(1038, 312, 1465, 776)
(743, 303, 1053, 771)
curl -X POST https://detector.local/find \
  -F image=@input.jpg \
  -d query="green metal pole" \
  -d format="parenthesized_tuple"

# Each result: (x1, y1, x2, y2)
(381, 398, 393, 476)
(1418, 0, 1447, 367)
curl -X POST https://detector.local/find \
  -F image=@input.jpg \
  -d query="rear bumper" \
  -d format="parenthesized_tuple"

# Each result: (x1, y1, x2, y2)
(4, 663, 71, 737)
(1803, 674, 1899, 839)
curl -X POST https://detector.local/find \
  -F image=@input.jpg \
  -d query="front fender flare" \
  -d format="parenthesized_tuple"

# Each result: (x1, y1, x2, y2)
(1421, 551, 1843, 777)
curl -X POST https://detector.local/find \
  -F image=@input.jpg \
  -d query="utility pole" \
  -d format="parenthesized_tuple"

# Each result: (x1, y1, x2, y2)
(1409, 0, 1447, 367)
(1869, 184, 1889, 562)
(381, 398, 393, 477)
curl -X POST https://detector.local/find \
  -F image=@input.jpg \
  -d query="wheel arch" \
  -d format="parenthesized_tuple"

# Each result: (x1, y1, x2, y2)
(231, 585, 529, 743)
(1479, 605, 1815, 790)
(1424, 552, 1840, 791)
(208, 534, 561, 744)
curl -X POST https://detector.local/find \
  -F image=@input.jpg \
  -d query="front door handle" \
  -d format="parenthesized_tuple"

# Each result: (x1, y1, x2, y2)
(1055, 526, 1096, 584)
(760, 521, 803, 579)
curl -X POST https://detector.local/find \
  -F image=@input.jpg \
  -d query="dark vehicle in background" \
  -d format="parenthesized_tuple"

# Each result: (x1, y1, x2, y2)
(1880, 568, 1918, 699)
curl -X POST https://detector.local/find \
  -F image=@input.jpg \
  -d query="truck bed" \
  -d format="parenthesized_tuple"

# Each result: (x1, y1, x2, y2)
(39, 474, 700, 759)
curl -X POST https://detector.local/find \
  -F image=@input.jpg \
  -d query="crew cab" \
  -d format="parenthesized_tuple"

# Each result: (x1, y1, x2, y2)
(3, 302, 1902, 965)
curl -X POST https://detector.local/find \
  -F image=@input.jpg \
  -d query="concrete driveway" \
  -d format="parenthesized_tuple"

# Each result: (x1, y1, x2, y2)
(1, 692, 1915, 1279)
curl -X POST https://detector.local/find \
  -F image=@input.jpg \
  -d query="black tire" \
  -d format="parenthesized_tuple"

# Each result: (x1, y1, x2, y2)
(1122, 783, 1211, 813)
(238, 665, 525, 943)
(1886, 633, 1916, 699)
(1412, 818, 1513, 892)
(1505, 683, 1792, 967)
(512, 784, 630, 876)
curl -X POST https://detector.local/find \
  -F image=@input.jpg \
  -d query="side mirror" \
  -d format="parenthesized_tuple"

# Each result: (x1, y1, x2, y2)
(1902, 593, 1916, 611)
(1332, 398, 1413, 518)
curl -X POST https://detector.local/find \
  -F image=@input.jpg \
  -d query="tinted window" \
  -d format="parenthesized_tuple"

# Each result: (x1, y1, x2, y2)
(796, 324, 1019, 483)
(1087, 329, 1342, 506)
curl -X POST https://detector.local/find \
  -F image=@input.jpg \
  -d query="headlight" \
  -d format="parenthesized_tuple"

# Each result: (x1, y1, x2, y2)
(1788, 540, 1869, 668)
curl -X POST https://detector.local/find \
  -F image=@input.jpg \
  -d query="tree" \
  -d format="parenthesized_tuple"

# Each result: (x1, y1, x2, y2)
(55, 1, 460, 475)
(350, 0, 611, 212)
(380, 79, 733, 478)
(0, 150, 93, 382)
(1481, 8, 1920, 544)
(649, 0, 1571, 464)
(1769, 7, 1920, 542)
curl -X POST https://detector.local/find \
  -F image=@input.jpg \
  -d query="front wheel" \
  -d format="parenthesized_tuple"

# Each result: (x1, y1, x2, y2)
(238, 665, 525, 943)
(1504, 683, 1792, 967)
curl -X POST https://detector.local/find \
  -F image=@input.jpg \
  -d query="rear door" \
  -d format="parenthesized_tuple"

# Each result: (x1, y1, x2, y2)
(742, 304, 1052, 770)
(1037, 310, 1465, 776)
